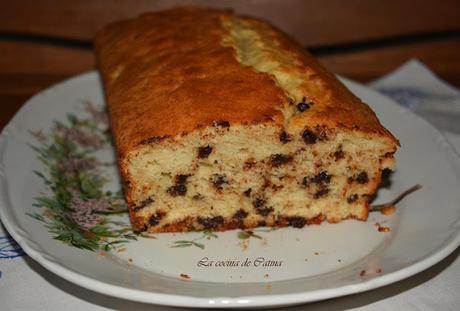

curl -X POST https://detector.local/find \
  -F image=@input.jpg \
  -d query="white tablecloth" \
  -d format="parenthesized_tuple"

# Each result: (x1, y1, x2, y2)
(1, 59, 459, 310)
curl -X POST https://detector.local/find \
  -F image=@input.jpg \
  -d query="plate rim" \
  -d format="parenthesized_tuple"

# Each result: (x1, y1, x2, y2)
(1, 71, 460, 308)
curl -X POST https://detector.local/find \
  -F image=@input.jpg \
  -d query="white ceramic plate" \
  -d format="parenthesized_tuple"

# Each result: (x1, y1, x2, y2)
(0, 72, 459, 309)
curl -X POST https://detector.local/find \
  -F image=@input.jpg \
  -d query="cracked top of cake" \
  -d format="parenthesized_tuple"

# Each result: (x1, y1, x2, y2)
(94, 6, 399, 157)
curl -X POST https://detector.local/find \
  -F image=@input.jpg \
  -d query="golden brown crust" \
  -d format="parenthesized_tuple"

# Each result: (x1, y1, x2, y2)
(95, 7, 286, 158)
(95, 6, 398, 160)
(233, 15, 398, 144)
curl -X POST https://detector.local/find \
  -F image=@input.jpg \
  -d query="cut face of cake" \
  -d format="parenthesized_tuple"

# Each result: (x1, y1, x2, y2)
(95, 7, 399, 233)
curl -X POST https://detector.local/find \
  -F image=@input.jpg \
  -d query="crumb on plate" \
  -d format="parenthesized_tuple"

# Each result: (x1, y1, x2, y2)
(380, 204, 396, 215)
(180, 273, 191, 280)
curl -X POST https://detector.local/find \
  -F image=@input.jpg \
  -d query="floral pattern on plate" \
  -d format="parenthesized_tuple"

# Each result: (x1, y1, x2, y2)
(28, 102, 137, 251)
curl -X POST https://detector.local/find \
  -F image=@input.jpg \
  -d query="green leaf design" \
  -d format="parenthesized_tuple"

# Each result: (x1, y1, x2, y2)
(237, 231, 251, 240)
(174, 240, 193, 244)
(140, 233, 157, 239)
(170, 230, 220, 250)
(67, 113, 78, 125)
(172, 242, 193, 248)
(237, 230, 262, 240)
(192, 242, 205, 249)
(26, 212, 46, 222)
(123, 234, 138, 241)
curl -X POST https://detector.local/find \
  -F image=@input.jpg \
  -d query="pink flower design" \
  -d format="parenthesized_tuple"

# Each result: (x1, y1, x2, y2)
(58, 127, 104, 149)
(69, 157, 97, 171)
(84, 101, 109, 125)
(69, 198, 111, 230)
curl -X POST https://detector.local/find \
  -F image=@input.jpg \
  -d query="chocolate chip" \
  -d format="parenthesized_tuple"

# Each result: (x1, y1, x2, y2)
(198, 145, 213, 158)
(212, 120, 230, 128)
(167, 184, 187, 196)
(288, 217, 306, 228)
(197, 216, 224, 229)
(381, 168, 392, 180)
(312, 171, 332, 184)
(133, 196, 155, 212)
(314, 188, 329, 199)
(243, 188, 252, 197)
(233, 209, 248, 220)
(256, 206, 274, 216)
(167, 174, 190, 196)
(252, 197, 273, 216)
(356, 172, 369, 184)
(174, 183, 187, 195)
(303, 171, 331, 187)
(302, 129, 317, 144)
(279, 131, 292, 143)
(176, 174, 189, 184)
(379, 168, 393, 188)
(334, 146, 345, 160)
(252, 197, 266, 208)
(269, 154, 293, 167)
(149, 213, 163, 226)
(297, 102, 310, 112)
(302, 176, 310, 186)
(211, 174, 228, 190)
(347, 194, 358, 203)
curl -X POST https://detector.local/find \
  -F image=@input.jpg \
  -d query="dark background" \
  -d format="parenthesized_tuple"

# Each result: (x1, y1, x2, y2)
(1, 0, 459, 129)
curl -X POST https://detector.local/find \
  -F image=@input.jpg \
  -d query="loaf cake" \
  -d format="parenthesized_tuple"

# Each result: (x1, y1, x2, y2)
(95, 7, 399, 233)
